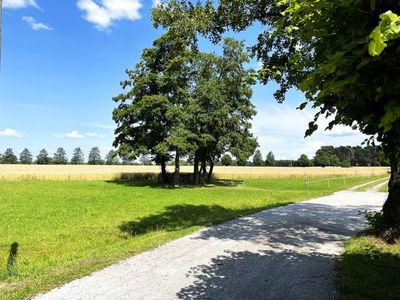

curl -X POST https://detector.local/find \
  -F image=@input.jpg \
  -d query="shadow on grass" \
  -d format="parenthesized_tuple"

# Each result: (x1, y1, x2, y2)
(338, 238, 400, 299)
(108, 179, 243, 189)
(119, 203, 287, 236)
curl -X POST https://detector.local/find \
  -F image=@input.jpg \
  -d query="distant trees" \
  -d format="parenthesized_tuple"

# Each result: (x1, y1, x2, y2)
(19, 148, 33, 164)
(221, 154, 233, 166)
(2, 148, 18, 164)
(252, 149, 263, 166)
(36, 149, 51, 165)
(53, 148, 68, 165)
(105, 150, 120, 165)
(71, 147, 84, 165)
(88, 147, 103, 165)
(265, 152, 275, 167)
(297, 154, 310, 167)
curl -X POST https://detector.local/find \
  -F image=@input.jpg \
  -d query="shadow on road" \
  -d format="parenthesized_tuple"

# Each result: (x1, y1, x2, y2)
(177, 250, 337, 299)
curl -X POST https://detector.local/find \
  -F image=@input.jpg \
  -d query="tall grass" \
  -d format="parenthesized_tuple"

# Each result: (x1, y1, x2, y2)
(0, 165, 389, 181)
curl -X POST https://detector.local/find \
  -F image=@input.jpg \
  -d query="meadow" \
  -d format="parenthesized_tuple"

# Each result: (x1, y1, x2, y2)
(0, 166, 389, 299)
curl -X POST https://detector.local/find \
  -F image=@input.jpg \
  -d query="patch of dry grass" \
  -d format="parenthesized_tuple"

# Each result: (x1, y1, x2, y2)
(0, 165, 389, 181)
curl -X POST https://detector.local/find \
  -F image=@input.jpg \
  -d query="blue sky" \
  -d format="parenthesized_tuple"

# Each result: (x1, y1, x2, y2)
(0, 0, 368, 161)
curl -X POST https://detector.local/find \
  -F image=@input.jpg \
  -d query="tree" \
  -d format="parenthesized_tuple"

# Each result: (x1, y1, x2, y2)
(113, 33, 257, 184)
(88, 147, 103, 165)
(252, 149, 263, 166)
(71, 147, 84, 165)
(153, 0, 400, 223)
(297, 154, 310, 167)
(2, 148, 17, 164)
(19, 148, 33, 164)
(105, 150, 120, 165)
(265, 151, 275, 167)
(220, 154, 233, 166)
(53, 148, 68, 165)
(36, 149, 51, 165)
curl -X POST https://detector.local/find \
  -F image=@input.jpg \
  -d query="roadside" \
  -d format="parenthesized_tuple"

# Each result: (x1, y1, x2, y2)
(35, 187, 386, 300)
(338, 181, 400, 299)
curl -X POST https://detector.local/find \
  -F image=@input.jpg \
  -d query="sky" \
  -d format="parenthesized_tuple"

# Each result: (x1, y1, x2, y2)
(0, 0, 369, 161)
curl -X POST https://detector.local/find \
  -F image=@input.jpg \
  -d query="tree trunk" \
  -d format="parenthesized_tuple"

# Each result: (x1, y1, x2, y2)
(201, 160, 207, 175)
(207, 161, 214, 183)
(194, 156, 199, 185)
(160, 160, 169, 184)
(383, 156, 400, 225)
(173, 151, 180, 185)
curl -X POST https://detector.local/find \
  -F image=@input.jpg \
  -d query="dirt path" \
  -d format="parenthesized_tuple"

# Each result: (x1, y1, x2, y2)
(35, 190, 386, 300)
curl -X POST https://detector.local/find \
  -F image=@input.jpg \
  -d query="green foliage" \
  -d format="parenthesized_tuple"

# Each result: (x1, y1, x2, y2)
(265, 151, 275, 166)
(153, 0, 400, 218)
(88, 147, 103, 165)
(220, 154, 233, 166)
(70, 147, 84, 165)
(297, 154, 310, 167)
(113, 33, 257, 182)
(36, 149, 51, 165)
(53, 148, 68, 165)
(369, 11, 400, 56)
(252, 149, 263, 166)
(19, 148, 33, 165)
(105, 150, 120, 165)
(1, 148, 18, 164)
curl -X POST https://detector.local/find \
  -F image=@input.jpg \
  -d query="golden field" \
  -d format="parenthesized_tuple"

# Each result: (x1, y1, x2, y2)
(0, 164, 390, 181)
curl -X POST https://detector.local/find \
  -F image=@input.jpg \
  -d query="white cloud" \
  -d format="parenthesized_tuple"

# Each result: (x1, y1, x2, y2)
(66, 130, 85, 139)
(3, 0, 39, 9)
(0, 128, 23, 138)
(252, 103, 368, 160)
(86, 132, 107, 139)
(22, 16, 53, 31)
(55, 130, 107, 139)
(77, 0, 142, 30)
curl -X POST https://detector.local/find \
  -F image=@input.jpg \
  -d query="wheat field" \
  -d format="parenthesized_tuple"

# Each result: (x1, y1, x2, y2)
(0, 164, 390, 181)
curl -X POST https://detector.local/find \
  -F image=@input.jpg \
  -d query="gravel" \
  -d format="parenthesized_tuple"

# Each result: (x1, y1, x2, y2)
(35, 190, 386, 300)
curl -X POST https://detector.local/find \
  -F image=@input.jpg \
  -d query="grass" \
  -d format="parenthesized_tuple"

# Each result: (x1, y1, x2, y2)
(355, 177, 389, 191)
(379, 184, 389, 192)
(0, 175, 385, 299)
(338, 235, 400, 299)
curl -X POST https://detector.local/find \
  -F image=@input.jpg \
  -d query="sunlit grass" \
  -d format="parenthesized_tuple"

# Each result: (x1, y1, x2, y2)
(0, 175, 385, 299)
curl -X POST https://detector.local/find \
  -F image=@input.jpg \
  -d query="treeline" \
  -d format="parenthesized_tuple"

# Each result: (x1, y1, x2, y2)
(239, 145, 387, 167)
(0, 147, 136, 165)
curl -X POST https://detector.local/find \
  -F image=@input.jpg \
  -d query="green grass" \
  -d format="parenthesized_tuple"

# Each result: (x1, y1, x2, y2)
(379, 184, 389, 192)
(355, 177, 389, 191)
(338, 235, 400, 299)
(0, 176, 384, 299)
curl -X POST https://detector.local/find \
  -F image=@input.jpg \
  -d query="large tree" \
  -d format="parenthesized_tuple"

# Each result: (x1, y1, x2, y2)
(71, 147, 84, 165)
(113, 34, 257, 184)
(153, 0, 400, 224)
(36, 149, 51, 165)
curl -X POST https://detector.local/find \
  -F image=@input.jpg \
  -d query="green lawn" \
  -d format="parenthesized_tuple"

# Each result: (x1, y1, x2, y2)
(338, 235, 400, 299)
(0, 176, 384, 299)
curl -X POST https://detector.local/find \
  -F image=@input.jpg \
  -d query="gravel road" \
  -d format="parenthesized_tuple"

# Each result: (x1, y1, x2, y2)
(35, 189, 386, 300)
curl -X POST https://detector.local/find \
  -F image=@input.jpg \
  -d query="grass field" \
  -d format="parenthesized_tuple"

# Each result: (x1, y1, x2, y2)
(0, 175, 386, 299)
(338, 235, 400, 299)
(0, 165, 389, 181)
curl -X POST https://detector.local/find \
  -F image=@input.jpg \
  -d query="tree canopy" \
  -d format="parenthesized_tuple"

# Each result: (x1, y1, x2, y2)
(113, 34, 257, 183)
(152, 0, 400, 223)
